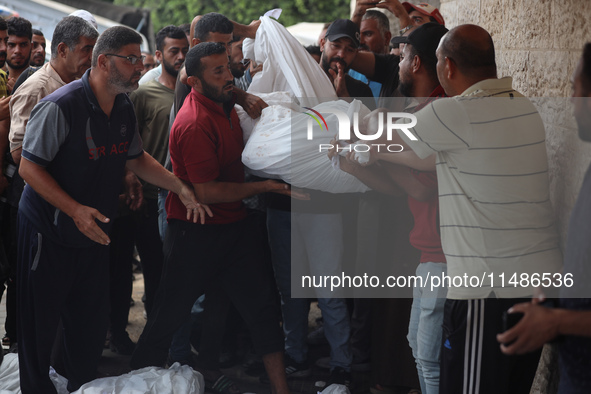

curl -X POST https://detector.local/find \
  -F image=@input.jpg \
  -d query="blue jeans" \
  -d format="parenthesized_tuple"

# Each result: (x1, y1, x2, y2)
(407, 262, 447, 394)
(168, 294, 204, 364)
(157, 189, 168, 242)
(267, 208, 352, 370)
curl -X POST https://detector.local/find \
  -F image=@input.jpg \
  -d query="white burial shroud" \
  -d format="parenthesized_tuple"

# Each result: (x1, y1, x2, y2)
(238, 16, 371, 193)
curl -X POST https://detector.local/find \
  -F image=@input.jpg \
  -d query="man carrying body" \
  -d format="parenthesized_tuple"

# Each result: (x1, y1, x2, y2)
(496, 43, 591, 394)
(131, 42, 291, 394)
(263, 19, 372, 386)
(349, 0, 444, 102)
(17, 26, 205, 393)
(349, 10, 391, 99)
(360, 24, 562, 393)
(331, 23, 448, 394)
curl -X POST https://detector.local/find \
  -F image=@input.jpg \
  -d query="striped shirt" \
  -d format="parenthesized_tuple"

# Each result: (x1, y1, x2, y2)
(398, 77, 562, 299)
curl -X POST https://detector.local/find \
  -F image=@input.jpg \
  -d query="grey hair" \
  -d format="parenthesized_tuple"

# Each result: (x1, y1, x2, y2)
(51, 16, 99, 59)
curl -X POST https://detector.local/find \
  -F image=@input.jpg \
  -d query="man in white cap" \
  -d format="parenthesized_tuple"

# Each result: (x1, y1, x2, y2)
(69, 10, 98, 30)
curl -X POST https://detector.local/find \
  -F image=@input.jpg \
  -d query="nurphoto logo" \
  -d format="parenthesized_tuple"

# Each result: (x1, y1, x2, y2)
(304, 108, 418, 153)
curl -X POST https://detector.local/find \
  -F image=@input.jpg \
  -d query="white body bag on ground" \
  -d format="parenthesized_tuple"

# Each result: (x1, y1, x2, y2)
(0, 354, 204, 394)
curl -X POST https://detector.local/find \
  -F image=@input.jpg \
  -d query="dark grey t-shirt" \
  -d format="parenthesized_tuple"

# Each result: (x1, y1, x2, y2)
(559, 162, 591, 393)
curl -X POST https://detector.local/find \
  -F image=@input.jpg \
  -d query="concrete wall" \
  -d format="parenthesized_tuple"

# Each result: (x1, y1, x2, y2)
(437, 0, 591, 246)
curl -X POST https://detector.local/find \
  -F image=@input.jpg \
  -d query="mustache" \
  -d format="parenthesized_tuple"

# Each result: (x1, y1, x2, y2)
(358, 44, 370, 51)
(329, 57, 347, 69)
(224, 81, 234, 89)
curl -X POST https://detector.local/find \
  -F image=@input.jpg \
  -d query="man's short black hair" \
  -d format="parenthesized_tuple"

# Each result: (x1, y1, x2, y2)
(156, 25, 187, 52)
(194, 13, 233, 41)
(0, 18, 6, 32)
(32, 29, 43, 37)
(185, 42, 227, 78)
(92, 26, 142, 67)
(52, 16, 98, 59)
(582, 43, 591, 95)
(305, 45, 321, 57)
(7, 17, 32, 40)
(407, 44, 437, 83)
(178, 23, 191, 37)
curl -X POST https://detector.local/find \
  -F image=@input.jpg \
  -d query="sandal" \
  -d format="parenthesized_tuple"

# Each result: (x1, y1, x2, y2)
(205, 374, 242, 394)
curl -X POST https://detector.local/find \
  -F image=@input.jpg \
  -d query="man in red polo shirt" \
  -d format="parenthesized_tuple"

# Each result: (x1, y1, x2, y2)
(131, 42, 293, 394)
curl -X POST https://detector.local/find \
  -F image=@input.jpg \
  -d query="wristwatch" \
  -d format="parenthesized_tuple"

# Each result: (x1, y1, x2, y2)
(399, 24, 413, 35)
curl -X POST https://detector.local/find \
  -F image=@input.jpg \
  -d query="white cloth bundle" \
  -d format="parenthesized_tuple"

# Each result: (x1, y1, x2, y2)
(53, 362, 203, 394)
(0, 354, 204, 394)
(242, 100, 371, 193)
(246, 16, 336, 107)
(0, 353, 21, 393)
(239, 16, 371, 193)
(236, 91, 295, 142)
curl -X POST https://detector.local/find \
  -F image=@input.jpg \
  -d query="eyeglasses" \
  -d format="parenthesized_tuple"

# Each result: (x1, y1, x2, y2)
(105, 53, 145, 65)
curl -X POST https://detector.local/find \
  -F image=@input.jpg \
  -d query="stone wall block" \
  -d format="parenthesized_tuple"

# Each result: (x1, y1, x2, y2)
(504, 0, 552, 49)
(527, 50, 568, 97)
(456, 0, 480, 25)
(440, 1, 458, 29)
(499, 50, 529, 95)
(480, 0, 505, 49)
(552, 0, 591, 50)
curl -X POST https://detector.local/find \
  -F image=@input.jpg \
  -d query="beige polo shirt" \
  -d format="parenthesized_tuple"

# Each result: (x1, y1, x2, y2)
(9, 62, 66, 152)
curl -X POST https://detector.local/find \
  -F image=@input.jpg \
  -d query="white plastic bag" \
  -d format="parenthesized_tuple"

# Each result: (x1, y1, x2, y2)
(242, 99, 371, 193)
(247, 16, 336, 107)
(320, 384, 351, 394)
(236, 91, 295, 142)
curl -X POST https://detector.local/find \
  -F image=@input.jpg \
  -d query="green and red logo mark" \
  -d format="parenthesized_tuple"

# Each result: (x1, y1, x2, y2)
(303, 107, 329, 133)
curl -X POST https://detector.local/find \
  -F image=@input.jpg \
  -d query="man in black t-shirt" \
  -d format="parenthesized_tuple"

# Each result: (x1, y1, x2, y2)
(320, 19, 374, 108)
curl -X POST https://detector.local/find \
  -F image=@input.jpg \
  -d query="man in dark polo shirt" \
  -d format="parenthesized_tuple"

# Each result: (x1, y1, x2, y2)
(131, 42, 291, 394)
(17, 26, 204, 394)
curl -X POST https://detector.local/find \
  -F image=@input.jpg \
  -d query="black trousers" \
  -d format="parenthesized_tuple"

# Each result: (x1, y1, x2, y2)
(440, 298, 542, 394)
(131, 215, 283, 369)
(0, 202, 18, 342)
(134, 198, 164, 316)
(109, 214, 134, 337)
(17, 214, 110, 393)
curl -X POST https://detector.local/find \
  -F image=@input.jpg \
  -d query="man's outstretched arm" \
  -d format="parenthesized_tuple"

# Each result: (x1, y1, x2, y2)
(19, 158, 112, 245)
(126, 152, 212, 223)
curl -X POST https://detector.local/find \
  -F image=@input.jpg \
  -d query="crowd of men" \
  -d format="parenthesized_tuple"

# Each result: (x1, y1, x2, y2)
(0, 1, 589, 394)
